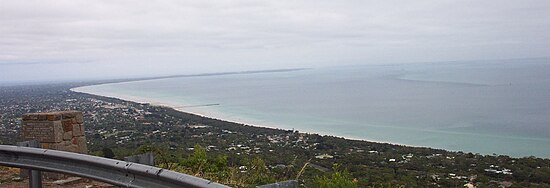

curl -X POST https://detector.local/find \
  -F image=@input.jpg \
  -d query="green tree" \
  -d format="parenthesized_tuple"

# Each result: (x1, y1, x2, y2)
(312, 164, 357, 188)
(189, 144, 208, 175)
(245, 157, 275, 185)
(102, 147, 115, 158)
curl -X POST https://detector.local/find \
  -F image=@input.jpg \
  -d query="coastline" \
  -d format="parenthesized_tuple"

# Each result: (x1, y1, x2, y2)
(71, 84, 416, 148)
(71, 82, 550, 158)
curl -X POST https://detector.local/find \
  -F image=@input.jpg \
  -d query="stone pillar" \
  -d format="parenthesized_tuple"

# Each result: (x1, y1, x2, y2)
(21, 111, 88, 154)
(21, 111, 88, 180)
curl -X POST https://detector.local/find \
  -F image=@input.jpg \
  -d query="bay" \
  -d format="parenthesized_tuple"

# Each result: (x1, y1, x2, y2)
(74, 58, 550, 158)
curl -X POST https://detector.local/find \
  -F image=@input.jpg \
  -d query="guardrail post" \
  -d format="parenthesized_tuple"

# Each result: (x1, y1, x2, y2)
(29, 170, 42, 188)
(17, 140, 42, 188)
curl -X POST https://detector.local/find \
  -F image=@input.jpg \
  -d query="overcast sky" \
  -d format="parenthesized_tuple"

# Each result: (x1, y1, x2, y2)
(1, 0, 549, 83)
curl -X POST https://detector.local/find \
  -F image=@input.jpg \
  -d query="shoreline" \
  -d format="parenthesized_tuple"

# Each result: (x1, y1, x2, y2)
(71, 85, 418, 148)
(71, 82, 550, 158)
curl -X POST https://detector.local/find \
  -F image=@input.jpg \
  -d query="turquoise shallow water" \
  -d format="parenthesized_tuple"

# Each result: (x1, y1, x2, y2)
(75, 59, 550, 158)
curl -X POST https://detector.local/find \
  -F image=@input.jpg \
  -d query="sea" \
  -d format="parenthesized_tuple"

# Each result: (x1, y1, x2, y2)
(74, 58, 550, 158)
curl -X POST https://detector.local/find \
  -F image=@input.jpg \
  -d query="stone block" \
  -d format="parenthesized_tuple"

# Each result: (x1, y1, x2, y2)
(22, 121, 54, 142)
(53, 121, 64, 143)
(22, 114, 39, 121)
(53, 141, 70, 151)
(63, 131, 72, 140)
(41, 143, 58, 150)
(75, 136, 88, 154)
(61, 140, 72, 147)
(62, 120, 73, 132)
(22, 121, 63, 143)
(47, 114, 62, 121)
(61, 112, 77, 119)
(23, 113, 61, 121)
(80, 123, 86, 135)
(71, 137, 77, 145)
(75, 113, 84, 124)
(40, 143, 50, 149)
(64, 144, 79, 153)
(72, 124, 83, 136)
(37, 114, 48, 121)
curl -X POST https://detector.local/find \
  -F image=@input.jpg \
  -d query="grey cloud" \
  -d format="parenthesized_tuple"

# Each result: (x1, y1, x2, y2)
(0, 60, 93, 66)
(1, 0, 549, 83)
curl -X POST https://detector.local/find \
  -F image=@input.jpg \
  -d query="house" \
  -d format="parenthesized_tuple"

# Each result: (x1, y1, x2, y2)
(315, 154, 334, 159)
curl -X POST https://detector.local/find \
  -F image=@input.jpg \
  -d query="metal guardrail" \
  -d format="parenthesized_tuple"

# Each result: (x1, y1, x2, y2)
(0, 145, 230, 188)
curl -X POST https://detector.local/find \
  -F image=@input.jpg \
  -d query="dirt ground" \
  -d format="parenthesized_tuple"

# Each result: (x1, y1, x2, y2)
(0, 167, 114, 188)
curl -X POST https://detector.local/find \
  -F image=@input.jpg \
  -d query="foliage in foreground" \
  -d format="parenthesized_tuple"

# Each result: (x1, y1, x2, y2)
(313, 164, 357, 188)
(131, 144, 356, 188)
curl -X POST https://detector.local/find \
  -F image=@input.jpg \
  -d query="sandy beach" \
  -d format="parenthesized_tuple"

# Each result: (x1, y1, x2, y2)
(70, 84, 403, 146)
